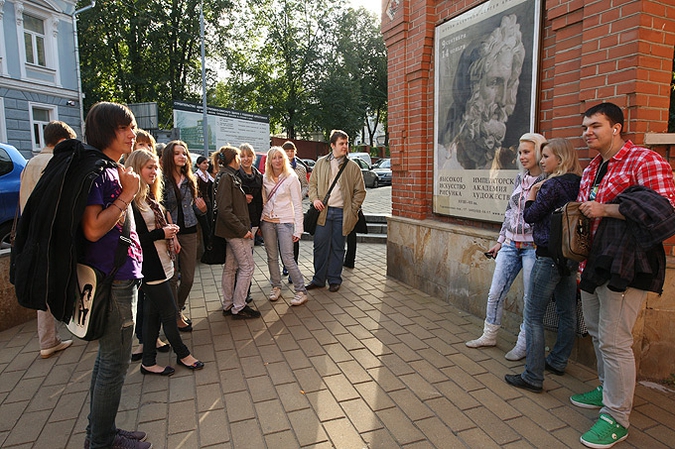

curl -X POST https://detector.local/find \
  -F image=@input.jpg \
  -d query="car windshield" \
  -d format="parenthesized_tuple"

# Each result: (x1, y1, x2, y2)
(374, 159, 390, 169)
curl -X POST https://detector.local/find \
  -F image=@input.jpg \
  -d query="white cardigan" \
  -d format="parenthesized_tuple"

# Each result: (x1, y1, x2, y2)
(261, 171, 304, 237)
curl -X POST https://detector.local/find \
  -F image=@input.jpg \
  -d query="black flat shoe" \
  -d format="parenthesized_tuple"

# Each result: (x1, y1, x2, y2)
(156, 344, 171, 353)
(504, 374, 542, 393)
(329, 284, 341, 292)
(177, 358, 205, 370)
(178, 323, 193, 332)
(131, 352, 142, 362)
(140, 365, 175, 376)
(305, 283, 323, 290)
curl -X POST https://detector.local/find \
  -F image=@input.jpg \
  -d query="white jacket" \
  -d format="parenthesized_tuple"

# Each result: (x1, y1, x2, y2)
(261, 171, 304, 237)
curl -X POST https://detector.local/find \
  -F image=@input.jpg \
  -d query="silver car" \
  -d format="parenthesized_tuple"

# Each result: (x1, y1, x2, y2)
(351, 157, 380, 188)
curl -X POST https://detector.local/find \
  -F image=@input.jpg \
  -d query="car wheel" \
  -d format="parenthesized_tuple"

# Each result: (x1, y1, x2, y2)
(0, 222, 13, 251)
(372, 178, 379, 188)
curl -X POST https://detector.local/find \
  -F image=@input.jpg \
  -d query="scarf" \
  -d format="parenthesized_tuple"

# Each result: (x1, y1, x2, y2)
(148, 193, 176, 261)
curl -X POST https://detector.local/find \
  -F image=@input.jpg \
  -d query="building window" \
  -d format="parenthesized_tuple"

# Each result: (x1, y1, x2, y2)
(31, 106, 54, 150)
(23, 14, 47, 67)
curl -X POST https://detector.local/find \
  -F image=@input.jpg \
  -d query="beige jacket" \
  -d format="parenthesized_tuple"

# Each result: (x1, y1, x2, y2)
(308, 155, 366, 236)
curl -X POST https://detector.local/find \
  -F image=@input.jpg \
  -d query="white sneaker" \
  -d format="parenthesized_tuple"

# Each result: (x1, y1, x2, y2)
(269, 287, 282, 301)
(40, 340, 73, 359)
(290, 291, 308, 306)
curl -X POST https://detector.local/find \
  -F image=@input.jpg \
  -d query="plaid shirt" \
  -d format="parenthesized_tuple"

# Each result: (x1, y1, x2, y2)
(577, 140, 675, 237)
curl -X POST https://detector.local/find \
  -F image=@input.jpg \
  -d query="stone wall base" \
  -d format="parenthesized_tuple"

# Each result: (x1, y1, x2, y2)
(0, 254, 35, 333)
(386, 216, 675, 381)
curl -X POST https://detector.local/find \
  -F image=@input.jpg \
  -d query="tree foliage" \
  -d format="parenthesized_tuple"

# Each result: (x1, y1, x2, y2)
(75, 0, 387, 142)
(76, 0, 231, 128)
(214, 0, 387, 142)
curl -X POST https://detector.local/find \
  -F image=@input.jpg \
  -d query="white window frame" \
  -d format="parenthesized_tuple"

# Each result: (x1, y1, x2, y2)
(29, 102, 57, 151)
(23, 12, 48, 67)
(0, 1, 8, 77)
(15, 2, 59, 81)
(0, 98, 7, 143)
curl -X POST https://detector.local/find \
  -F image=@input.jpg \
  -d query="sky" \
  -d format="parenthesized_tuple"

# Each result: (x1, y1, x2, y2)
(350, 0, 381, 16)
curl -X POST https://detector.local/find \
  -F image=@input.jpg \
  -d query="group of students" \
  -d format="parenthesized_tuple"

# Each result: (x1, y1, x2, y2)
(466, 102, 675, 449)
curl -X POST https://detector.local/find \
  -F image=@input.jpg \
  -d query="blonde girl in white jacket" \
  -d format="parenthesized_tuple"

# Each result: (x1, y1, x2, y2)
(260, 147, 308, 306)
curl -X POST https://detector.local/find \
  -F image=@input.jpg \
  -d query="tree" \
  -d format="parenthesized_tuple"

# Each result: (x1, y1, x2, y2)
(320, 8, 387, 146)
(214, 0, 387, 142)
(77, 0, 231, 128)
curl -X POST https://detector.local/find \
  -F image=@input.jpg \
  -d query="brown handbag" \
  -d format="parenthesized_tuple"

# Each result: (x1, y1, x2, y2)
(551, 201, 591, 262)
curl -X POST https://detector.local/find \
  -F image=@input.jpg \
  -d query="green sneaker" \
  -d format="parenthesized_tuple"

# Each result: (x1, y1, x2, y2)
(570, 385, 604, 409)
(580, 413, 628, 448)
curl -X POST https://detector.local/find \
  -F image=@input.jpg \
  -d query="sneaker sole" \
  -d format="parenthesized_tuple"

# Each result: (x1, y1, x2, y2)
(580, 432, 628, 449)
(291, 298, 308, 306)
(570, 397, 603, 409)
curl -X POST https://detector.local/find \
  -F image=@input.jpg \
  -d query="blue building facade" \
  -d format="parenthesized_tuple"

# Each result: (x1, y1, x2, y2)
(1, 0, 80, 158)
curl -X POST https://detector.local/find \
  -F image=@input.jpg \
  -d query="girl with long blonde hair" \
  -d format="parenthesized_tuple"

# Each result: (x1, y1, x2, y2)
(505, 138, 581, 392)
(126, 149, 204, 374)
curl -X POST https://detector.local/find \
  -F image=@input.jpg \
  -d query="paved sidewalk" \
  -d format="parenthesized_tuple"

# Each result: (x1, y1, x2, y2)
(2, 190, 674, 448)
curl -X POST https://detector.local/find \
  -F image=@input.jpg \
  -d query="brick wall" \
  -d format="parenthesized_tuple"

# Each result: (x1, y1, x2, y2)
(383, 0, 675, 253)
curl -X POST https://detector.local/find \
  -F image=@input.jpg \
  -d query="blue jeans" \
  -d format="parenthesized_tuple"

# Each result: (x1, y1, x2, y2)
(87, 279, 138, 448)
(260, 221, 307, 292)
(521, 256, 577, 388)
(311, 207, 345, 286)
(485, 241, 536, 327)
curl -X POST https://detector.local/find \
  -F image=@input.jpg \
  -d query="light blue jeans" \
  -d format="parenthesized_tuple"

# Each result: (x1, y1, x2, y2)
(521, 256, 577, 388)
(87, 279, 138, 448)
(485, 240, 536, 330)
(582, 284, 647, 428)
(311, 207, 345, 287)
(221, 237, 255, 314)
(260, 221, 306, 292)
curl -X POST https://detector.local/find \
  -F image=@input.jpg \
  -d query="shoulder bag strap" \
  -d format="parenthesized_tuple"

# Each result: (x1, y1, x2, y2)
(322, 158, 349, 204)
(266, 176, 287, 202)
(109, 206, 133, 278)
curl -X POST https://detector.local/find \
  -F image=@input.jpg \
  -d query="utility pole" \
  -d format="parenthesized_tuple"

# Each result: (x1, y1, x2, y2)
(200, 0, 208, 157)
(72, 1, 96, 137)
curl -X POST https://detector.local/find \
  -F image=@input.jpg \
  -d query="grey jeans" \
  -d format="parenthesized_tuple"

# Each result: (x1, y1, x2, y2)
(581, 284, 647, 428)
(221, 237, 255, 314)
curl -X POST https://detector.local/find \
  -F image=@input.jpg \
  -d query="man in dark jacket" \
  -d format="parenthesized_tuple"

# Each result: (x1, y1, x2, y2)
(571, 102, 675, 449)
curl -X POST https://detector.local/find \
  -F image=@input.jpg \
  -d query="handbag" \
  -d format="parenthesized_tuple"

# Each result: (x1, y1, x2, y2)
(67, 209, 132, 341)
(304, 158, 349, 236)
(354, 209, 368, 234)
(201, 173, 227, 264)
(543, 287, 588, 337)
(550, 201, 591, 263)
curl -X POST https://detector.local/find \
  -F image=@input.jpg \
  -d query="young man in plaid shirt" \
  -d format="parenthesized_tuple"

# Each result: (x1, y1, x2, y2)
(572, 102, 675, 449)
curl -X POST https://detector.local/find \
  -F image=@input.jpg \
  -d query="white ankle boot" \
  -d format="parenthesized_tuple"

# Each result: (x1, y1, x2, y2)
(505, 329, 527, 361)
(466, 321, 500, 348)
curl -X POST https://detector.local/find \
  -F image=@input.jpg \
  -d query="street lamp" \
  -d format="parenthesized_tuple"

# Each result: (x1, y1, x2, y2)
(72, 1, 96, 136)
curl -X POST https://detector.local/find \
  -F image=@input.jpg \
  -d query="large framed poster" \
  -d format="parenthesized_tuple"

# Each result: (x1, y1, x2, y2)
(433, 0, 541, 222)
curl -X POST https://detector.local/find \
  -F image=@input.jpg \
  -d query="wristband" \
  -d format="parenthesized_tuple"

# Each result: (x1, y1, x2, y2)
(110, 203, 125, 214)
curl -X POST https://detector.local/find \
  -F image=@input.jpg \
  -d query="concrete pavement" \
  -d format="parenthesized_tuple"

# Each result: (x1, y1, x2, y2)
(2, 184, 675, 448)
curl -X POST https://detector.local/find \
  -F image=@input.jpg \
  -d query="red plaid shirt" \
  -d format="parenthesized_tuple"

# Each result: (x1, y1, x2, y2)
(577, 140, 675, 238)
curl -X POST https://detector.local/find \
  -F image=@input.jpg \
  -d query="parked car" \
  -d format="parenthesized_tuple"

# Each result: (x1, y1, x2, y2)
(372, 158, 392, 186)
(301, 158, 316, 170)
(351, 157, 380, 188)
(0, 143, 27, 250)
(348, 152, 372, 166)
